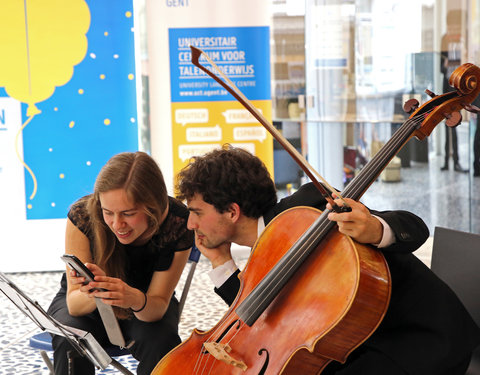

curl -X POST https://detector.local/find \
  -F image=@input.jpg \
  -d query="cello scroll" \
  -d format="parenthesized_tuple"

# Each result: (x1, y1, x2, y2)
(411, 63, 480, 139)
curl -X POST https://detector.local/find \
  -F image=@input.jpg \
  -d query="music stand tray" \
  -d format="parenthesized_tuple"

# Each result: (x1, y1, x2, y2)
(0, 271, 133, 374)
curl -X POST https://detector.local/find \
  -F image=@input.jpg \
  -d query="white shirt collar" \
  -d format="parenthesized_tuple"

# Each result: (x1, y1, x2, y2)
(257, 216, 265, 236)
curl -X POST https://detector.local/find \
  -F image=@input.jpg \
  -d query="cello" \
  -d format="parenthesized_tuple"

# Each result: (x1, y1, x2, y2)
(152, 55, 480, 374)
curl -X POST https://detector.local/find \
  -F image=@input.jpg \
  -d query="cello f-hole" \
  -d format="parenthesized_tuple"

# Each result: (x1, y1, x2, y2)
(257, 348, 270, 375)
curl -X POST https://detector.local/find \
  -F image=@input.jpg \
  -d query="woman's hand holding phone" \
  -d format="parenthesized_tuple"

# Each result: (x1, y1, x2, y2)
(61, 254, 106, 292)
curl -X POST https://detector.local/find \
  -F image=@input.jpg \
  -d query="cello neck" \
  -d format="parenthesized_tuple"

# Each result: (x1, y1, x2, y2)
(235, 116, 419, 326)
(342, 117, 420, 201)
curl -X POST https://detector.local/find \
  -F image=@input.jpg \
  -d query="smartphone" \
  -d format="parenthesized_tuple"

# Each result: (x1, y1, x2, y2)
(61, 254, 96, 284)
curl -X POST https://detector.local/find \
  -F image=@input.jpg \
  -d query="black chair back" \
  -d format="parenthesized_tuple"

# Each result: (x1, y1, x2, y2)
(431, 226, 480, 375)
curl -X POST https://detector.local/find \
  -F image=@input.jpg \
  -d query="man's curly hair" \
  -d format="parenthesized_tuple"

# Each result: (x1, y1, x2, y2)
(176, 146, 277, 218)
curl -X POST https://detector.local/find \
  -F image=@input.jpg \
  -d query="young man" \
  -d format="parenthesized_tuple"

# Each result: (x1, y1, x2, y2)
(176, 146, 480, 375)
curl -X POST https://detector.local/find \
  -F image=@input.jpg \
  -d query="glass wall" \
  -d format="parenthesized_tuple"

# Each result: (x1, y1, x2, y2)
(136, 0, 478, 234)
(270, 0, 480, 234)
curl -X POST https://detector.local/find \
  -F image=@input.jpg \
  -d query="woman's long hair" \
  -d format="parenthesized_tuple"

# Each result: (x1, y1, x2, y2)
(86, 152, 168, 281)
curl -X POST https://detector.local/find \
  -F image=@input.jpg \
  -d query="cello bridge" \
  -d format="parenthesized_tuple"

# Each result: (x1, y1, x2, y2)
(203, 342, 248, 371)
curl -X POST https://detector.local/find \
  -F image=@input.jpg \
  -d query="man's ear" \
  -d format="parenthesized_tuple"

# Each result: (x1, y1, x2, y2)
(227, 202, 241, 223)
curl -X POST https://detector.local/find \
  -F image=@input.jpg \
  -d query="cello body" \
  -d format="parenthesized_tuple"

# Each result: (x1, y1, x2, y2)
(152, 207, 391, 374)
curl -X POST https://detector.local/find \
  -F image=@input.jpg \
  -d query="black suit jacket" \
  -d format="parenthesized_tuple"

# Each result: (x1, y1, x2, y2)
(215, 183, 480, 374)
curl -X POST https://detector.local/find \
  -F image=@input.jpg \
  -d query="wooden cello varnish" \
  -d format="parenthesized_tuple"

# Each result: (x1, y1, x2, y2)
(152, 207, 391, 374)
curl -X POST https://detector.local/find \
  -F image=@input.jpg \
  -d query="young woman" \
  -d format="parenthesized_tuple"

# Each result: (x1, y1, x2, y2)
(48, 151, 193, 375)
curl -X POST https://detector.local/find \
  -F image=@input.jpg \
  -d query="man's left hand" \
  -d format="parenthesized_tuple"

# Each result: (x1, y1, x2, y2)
(326, 198, 383, 245)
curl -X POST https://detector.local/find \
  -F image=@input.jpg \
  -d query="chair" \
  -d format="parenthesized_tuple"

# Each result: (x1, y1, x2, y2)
(430, 226, 480, 375)
(29, 245, 201, 374)
(178, 244, 201, 316)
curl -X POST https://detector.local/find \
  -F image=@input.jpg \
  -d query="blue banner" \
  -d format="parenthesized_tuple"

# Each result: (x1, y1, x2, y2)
(169, 26, 271, 102)
(5, 1, 139, 220)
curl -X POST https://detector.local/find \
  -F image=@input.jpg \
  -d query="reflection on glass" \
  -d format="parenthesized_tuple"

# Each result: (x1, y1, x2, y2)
(270, 0, 479, 234)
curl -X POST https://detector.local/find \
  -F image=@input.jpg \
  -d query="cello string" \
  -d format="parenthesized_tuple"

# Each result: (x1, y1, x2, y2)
(194, 337, 219, 375)
(343, 112, 428, 200)
(187, 119, 420, 365)
(211, 107, 441, 372)
(193, 342, 207, 374)
(339, 113, 421, 201)
(195, 315, 258, 372)
(201, 353, 215, 375)
(193, 325, 230, 373)
(190, 111, 431, 374)
(242, 113, 429, 330)
(192, 314, 250, 372)
(190, 317, 231, 373)
(236, 110, 430, 326)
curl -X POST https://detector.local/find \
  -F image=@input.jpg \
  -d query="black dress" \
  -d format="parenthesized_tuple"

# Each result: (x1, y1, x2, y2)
(48, 196, 193, 375)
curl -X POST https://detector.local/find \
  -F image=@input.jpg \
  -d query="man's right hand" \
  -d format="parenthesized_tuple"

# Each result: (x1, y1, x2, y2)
(195, 233, 233, 268)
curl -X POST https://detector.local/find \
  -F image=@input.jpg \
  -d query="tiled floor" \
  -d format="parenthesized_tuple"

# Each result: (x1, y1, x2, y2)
(1, 151, 478, 374)
(362, 155, 480, 236)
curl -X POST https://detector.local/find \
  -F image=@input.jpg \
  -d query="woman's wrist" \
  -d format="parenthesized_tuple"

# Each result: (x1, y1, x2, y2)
(131, 290, 147, 313)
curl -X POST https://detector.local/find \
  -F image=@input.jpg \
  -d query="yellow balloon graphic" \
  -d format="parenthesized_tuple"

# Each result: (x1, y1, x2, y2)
(0, 0, 90, 199)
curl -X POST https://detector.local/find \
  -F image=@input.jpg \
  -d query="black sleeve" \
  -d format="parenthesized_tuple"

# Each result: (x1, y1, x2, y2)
(371, 209, 429, 253)
(214, 269, 241, 306)
(273, 183, 430, 254)
(285, 183, 430, 254)
(67, 196, 92, 238)
(264, 182, 327, 223)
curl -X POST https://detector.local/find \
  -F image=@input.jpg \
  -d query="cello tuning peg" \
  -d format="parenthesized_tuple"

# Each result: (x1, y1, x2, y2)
(444, 111, 462, 127)
(464, 104, 480, 114)
(425, 89, 437, 98)
(403, 98, 419, 114)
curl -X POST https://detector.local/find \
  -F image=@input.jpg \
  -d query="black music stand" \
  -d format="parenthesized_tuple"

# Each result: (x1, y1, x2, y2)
(0, 271, 133, 375)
